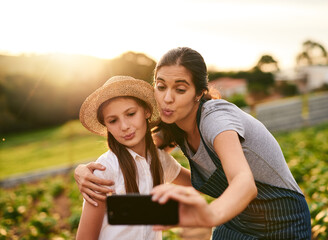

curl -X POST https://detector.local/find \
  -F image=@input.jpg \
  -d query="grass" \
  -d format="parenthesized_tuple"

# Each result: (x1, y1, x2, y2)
(0, 120, 108, 179)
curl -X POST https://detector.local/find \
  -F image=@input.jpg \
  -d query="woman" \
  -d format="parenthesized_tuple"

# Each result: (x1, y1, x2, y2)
(75, 47, 311, 239)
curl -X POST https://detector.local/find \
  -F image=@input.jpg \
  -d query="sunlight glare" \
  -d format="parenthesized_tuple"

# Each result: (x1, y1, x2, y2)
(1, 0, 328, 70)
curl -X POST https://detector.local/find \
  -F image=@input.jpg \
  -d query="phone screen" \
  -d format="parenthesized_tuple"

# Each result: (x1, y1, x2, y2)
(107, 194, 179, 225)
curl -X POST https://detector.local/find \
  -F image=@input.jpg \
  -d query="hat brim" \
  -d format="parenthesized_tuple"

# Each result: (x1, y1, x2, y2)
(79, 76, 160, 136)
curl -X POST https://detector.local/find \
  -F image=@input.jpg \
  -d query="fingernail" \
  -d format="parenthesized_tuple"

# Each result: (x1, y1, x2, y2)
(94, 202, 98, 207)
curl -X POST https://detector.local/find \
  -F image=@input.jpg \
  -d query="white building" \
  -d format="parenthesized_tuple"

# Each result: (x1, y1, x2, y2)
(275, 65, 328, 92)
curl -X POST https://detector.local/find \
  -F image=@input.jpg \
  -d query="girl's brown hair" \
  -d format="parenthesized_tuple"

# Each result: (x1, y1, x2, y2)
(97, 97, 163, 193)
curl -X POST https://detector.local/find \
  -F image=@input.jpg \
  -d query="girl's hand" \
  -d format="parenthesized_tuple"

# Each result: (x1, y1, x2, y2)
(74, 162, 115, 206)
(151, 184, 215, 230)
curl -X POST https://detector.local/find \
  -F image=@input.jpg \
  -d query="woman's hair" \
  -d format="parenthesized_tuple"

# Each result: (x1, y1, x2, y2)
(97, 97, 164, 193)
(153, 47, 214, 149)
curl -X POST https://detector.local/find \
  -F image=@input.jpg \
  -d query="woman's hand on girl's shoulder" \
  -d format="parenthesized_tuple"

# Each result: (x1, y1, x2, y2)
(74, 162, 115, 206)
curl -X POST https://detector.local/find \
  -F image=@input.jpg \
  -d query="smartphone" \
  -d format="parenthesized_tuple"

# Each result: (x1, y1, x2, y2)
(106, 194, 179, 225)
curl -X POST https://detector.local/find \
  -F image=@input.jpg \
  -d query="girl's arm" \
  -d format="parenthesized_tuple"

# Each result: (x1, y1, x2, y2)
(152, 130, 257, 228)
(76, 199, 106, 240)
(172, 167, 192, 186)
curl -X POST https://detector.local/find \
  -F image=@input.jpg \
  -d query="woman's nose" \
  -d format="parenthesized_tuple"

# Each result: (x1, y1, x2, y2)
(164, 89, 174, 103)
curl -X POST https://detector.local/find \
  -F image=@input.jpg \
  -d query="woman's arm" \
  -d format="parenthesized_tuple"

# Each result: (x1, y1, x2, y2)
(76, 200, 106, 240)
(207, 130, 257, 225)
(152, 130, 257, 228)
(74, 162, 114, 206)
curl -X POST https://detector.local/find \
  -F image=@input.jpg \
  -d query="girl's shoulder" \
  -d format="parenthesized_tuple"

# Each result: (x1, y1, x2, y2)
(93, 150, 119, 188)
(156, 148, 181, 183)
(156, 148, 177, 166)
(156, 148, 176, 160)
(95, 150, 120, 173)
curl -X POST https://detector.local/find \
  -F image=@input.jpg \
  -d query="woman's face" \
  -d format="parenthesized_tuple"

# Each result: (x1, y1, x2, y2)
(102, 97, 150, 155)
(154, 65, 199, 126)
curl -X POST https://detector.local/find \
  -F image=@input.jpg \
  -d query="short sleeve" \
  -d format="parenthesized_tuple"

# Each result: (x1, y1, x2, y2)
(93, 151, 118, 192)
(157, 149, 181, 183)
(200, 100, 245, 146)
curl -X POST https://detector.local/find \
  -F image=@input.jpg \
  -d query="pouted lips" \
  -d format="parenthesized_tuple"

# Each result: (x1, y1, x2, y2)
(162, 108, 174, 117)
(123, 133, 135, 140)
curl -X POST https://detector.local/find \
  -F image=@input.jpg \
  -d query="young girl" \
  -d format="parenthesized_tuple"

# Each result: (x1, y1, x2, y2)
(75, 76, 190, 240)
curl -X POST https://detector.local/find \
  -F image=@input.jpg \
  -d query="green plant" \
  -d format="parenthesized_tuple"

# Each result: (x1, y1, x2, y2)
(0, 122, 327, 239)
(227, 93, 248, 108)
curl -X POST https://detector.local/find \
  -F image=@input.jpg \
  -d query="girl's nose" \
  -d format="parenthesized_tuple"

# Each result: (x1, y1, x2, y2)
(120, 119, 130, 131)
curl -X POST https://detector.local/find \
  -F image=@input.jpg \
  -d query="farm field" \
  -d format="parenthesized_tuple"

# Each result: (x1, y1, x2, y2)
(0, 121, 327, 239)
(0, 121, 107, 180)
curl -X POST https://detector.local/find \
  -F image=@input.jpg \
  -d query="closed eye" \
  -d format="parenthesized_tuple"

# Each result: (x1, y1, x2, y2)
(156, 85, 166, 91)
(108, 119, 116, 124)
(176, 88, 186, 93)
(127, 112, 136, 117)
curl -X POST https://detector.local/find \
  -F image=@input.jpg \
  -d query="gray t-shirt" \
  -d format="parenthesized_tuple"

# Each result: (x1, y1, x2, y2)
(184, 99, 302, 194)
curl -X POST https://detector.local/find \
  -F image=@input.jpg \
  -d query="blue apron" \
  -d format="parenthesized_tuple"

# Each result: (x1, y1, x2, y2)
(179, 100, 312, 239)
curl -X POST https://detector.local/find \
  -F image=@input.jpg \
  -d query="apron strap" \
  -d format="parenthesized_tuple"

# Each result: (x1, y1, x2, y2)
(196, 99, 221, 168)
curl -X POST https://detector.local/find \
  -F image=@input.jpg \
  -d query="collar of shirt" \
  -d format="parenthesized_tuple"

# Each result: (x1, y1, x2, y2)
(126, 148, 151, 163)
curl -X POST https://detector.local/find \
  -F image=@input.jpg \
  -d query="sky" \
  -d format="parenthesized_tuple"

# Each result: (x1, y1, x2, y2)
(1, 0, 328, 71)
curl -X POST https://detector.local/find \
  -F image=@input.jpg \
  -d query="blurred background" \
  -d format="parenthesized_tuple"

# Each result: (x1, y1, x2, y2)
(0, 0, 327, 239)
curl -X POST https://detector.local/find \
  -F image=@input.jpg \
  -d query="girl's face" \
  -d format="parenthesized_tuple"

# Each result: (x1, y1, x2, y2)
(102, 97, 151, 155)
(154, 65, 199, 126)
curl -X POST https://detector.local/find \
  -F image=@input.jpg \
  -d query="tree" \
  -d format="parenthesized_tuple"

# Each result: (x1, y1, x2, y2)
(255, 54, 279, 72)
(0, 52, 159, 134)
(245, 55, 277, 96)
(227, 94, 248, 108)
(247, 68, 275, 96)
(296, 40, 328, 67)
(109, 52, 156, 83)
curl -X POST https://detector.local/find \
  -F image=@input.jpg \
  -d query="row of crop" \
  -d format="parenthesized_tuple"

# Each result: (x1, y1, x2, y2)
(0, 173, 182, 240)
(0, 174, 82, 240)
(274, 122, 328, 239)
(0, 122, 327, 239)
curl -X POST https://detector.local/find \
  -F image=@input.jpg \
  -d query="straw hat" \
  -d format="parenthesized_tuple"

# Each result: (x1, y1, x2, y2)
(79, 76, 160, 136)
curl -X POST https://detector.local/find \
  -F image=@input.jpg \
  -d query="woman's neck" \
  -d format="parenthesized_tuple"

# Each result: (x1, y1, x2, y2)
(176, 102, 199, 135)
(176, 102, 201, 151)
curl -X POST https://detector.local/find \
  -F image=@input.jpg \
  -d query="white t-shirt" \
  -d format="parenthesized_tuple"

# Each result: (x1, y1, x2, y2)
(89, 148, 181, 240)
